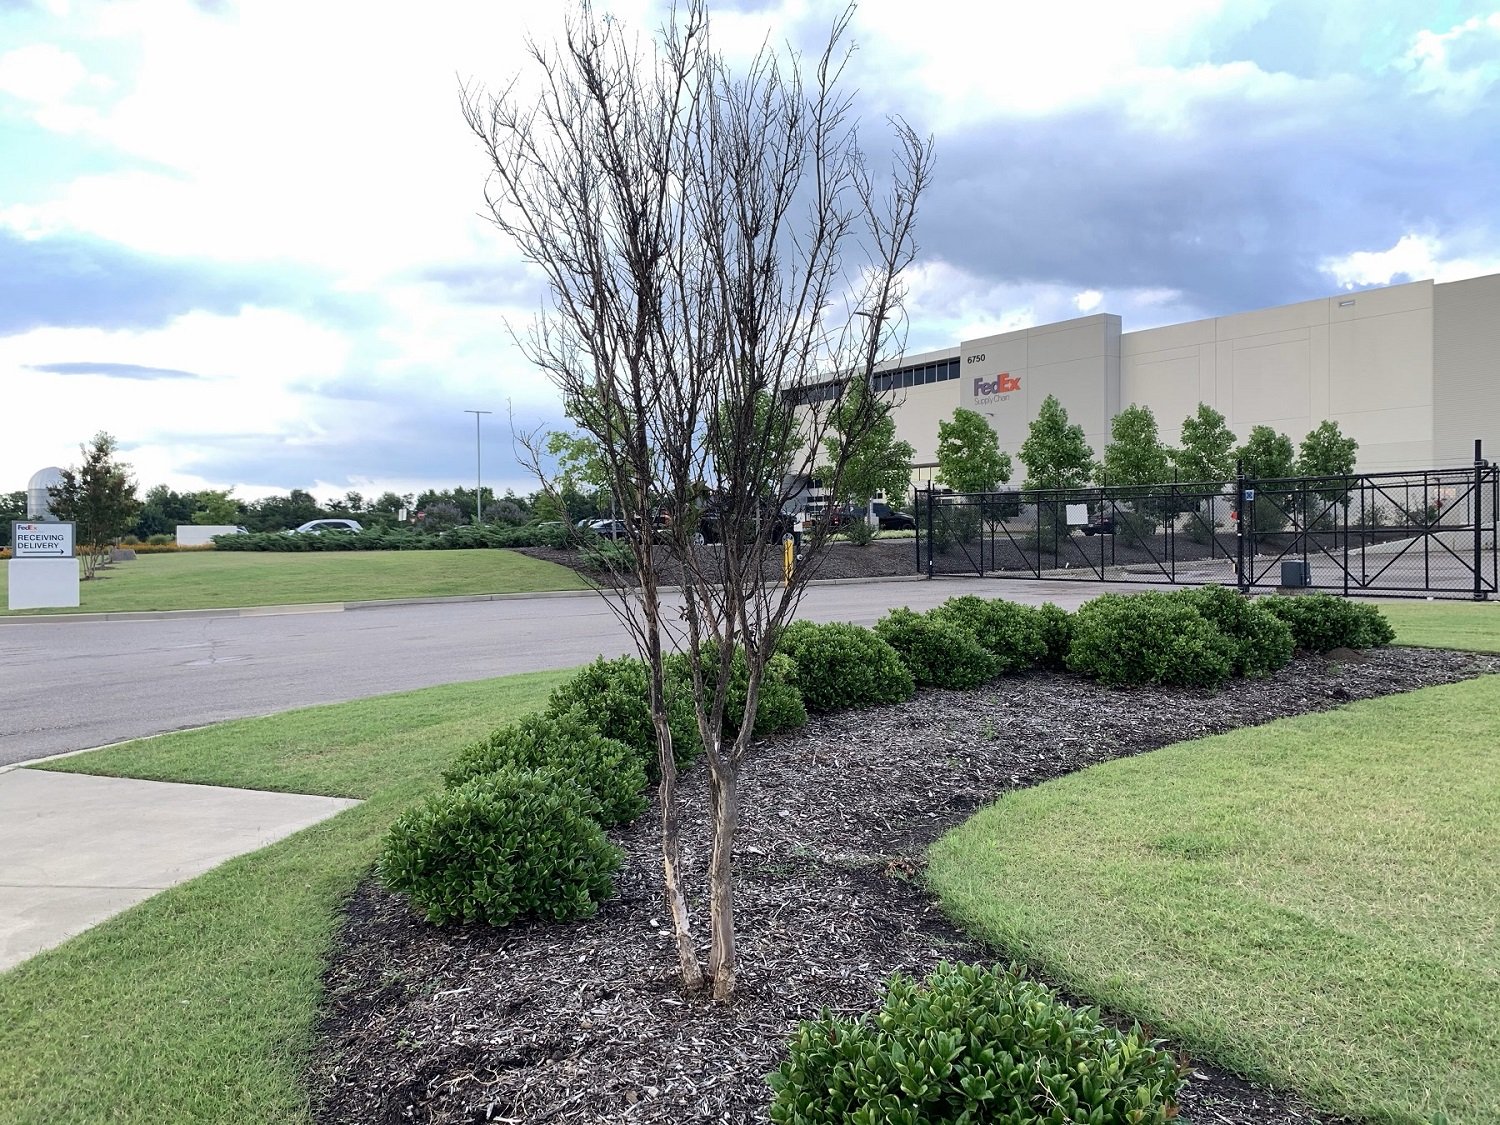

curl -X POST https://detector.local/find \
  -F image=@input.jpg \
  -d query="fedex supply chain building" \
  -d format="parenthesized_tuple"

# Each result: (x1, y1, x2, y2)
(874, 270, 1500, 483)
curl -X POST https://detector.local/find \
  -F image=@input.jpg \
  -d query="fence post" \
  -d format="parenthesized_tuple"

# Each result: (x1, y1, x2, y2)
(924, 487, 934, 579)
(1476, 440, 1488, 602)
(1235, 459, 1248, 594)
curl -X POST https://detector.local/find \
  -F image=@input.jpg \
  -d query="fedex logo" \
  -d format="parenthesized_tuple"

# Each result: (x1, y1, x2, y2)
(974, 373, 1021, 396)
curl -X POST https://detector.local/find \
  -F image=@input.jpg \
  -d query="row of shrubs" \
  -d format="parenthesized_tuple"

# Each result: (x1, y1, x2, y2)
(211, 523, 574, 551)
(381, 588, 1394, 926)
(377, 588, 1394, 1124)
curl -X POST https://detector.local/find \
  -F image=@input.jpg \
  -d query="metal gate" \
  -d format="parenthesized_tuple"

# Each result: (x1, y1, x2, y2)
(915, 447, 1498, 600)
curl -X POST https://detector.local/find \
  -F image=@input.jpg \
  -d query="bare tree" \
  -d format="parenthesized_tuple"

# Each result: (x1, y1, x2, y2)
(464, 0, 930, 1000)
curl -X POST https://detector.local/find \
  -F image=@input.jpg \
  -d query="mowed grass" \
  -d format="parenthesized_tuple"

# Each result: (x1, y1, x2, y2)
(0, 547, 588, 615)
(929, 676, 1500, 1125)
(1373, 597, 1500, 653)
(0, 670, 569, 1124)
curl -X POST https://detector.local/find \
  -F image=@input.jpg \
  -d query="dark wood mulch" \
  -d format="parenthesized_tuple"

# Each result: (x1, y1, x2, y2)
(308, 647, 1493, 1125)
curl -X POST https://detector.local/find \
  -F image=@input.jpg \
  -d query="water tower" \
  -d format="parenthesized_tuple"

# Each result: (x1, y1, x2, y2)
(26, 467, 64, 521)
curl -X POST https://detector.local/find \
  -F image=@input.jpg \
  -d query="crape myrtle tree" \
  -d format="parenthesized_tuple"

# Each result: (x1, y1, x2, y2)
(465, 1, 931, 998)
(47, 431, 141, 579)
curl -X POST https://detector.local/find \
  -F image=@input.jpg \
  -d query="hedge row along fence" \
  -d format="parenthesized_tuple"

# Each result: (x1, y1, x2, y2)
(377, 587, 1393, 1125)
(212, 524, 573, 552)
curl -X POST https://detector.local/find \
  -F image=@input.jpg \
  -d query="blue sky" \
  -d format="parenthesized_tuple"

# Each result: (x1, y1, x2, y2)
(3, 0, 1498, 502)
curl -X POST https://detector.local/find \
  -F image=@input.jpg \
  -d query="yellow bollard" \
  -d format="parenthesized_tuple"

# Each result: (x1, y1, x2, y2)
(783, 535, 794, 587)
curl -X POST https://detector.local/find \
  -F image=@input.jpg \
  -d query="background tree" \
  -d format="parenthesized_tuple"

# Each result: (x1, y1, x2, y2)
(132, 484, 196, 539)
(935, 407, 1011, 493)
(1101, 404, 1170, 544)
(469, 0, 930, 999)
(190, 489, 241, 525)
(1298, 420, 1359, 517)
(0, 490, 25, 548)
(822, 375, 916, 517)
(1236, 424, 1297, 533)
(1174, 403, 1237, 485)
(47, 431, 141, 579)
(1019, 394, 1095, 492)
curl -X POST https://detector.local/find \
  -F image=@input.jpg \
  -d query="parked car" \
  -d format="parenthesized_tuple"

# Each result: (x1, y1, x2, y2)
(827, 501, 916, 531)
(1080, 514, 1115, 536)
(290, 519, 363, 534)
(581, 518, 631, 540)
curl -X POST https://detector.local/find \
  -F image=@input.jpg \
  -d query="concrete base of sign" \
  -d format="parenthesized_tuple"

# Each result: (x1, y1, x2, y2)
(7, 557, 81, 610)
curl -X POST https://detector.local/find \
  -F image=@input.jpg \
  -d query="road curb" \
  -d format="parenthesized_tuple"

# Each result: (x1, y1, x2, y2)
(0, 573, 929, 625)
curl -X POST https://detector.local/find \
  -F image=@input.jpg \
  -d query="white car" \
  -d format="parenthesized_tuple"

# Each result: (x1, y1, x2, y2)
(290, 519, 363, 534)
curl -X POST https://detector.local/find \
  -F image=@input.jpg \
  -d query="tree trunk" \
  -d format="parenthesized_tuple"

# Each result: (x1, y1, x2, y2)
(644, 587, 704, 992)
(706, 753, 739, 1000)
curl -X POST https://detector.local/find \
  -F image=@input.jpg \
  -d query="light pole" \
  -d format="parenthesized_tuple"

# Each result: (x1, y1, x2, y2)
(464, 409, 492, 525)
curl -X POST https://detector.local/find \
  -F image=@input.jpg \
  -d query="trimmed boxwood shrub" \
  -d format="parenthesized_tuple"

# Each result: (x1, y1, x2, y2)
(775, 620, 915, 713)
(874, 608, 999, 690)
(378, 767, 622, 927)
(767, 962, 1186, 1125)
(545, 656, 703, 779)
(442, 707, 646, 825)
(1260, 592, 1396, 652)
(1034, 601, 1073, 670)
(929, 595, 1048, 674)
(1066, 592, 1235, 688)
(666, 644, 808, 742)
(1174, 584, 1294, 679)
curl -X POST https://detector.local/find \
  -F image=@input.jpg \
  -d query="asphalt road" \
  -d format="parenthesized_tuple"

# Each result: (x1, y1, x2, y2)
(0, 577, 1124, 768)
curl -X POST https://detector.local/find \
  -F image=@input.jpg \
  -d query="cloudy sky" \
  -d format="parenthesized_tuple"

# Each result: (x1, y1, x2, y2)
(3, 0, 1498, 503)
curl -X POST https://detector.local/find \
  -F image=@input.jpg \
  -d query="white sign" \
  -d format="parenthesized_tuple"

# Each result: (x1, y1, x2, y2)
(1065, 504, 1088, 526)
(11, 521, 75, 558)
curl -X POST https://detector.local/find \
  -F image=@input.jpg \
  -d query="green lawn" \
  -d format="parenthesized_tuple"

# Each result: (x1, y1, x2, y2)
(1374, 598, 1500, 653)
(0, 670, 569, 1124)
(0, 547, 588, 615)
(929, 676, 1500, 1125)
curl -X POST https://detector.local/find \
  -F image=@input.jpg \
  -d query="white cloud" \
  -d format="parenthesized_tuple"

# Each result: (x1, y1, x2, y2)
(1321, 232, 1500, 289)
(1401, 12, 1500, 108)
(0, 43, 89, 103)
(1074, 289, 1103, 313)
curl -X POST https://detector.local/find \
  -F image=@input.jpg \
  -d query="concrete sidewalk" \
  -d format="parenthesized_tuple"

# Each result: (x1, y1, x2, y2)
(0, 768, 357, 973)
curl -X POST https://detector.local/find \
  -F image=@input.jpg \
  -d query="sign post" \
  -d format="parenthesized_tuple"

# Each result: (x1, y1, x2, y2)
(8, 521, 80, 609)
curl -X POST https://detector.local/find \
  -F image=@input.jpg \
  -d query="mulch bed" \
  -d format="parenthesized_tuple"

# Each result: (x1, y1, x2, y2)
(309, 646, 1493, 1125)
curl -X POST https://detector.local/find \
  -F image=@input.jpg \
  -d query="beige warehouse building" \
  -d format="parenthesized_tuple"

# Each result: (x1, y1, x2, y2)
(877, 270, 1500, 482)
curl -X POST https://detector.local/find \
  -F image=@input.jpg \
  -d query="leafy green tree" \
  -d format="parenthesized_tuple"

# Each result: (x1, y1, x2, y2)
(48, 431, 141, 579)
(1101, 404, 1171, 544)
(1101, 404, 1169, 488)
(0, 490, 25, 547)
(1236, 425, 1297, 533)
(190, 489, 241, 525)
(1174, 404, 1237, 485)
(133, 484, 196, 538)
(1018, 394, 1095, 492)
(935, 408, 1012, 493)
(822, 377, 916, 509)
(1298, 420, 1359, 510)
(243, 489, 320, 532)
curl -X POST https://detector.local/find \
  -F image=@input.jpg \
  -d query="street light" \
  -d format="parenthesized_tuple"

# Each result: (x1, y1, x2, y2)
(464, 409, 492, 525)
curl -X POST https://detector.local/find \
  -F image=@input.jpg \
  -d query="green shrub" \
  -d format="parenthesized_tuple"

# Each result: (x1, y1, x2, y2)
(1260, 593, 1395, 652)
(767, 962, 1186, 1125)
(442, 707, 646, 825)
(842, 518, 877, 547)
(929, 596, 1048, 674)
(1066, 592, 1235, 688)
(378, 768, 621, 927)
(1174, 584, 1294, 679)
(874, 608, 999, 690)
(666, 644, 808, 742)
(545, 656, 703, 779)
(578, 538, 634, 571)
(1033, 602, 1073, 669)
(776, 621, 915, 713)
(147, 533, 173, 546)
